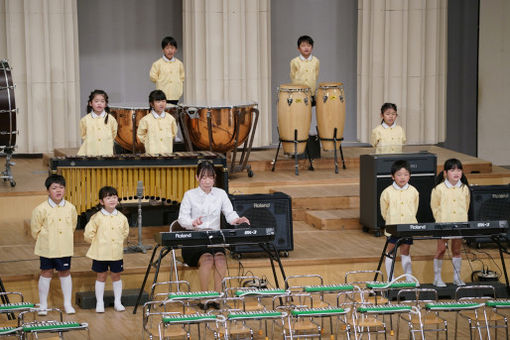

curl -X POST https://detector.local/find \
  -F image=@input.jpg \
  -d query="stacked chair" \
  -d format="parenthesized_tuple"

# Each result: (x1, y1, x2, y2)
(142, 272, 510, 339)
(0, 292, 89, 339)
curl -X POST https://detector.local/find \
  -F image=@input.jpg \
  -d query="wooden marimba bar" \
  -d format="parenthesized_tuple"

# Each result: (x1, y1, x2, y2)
(49, 152, 227, 215)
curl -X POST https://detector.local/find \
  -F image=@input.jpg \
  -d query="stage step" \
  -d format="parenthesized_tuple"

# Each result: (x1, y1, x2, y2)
(305, 209, 361, 230)
(75, 289, 149, 309)
(269, 184, 359, 221)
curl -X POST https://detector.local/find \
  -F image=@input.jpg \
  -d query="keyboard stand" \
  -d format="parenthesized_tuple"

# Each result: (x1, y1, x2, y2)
(133, 241, 287, 314)
(374, 234, 510, 291)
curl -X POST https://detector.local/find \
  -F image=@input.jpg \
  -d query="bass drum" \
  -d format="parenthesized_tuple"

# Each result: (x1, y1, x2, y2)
(180, 102, 255, 153)
(0, 60, 17, 148)
(110, 104, 180, 153)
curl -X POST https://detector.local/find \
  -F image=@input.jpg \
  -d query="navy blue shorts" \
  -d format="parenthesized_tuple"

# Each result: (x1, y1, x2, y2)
(40, 256, 71, 271)
(387, 236, 413, 245)
(92, 260, 124, 273)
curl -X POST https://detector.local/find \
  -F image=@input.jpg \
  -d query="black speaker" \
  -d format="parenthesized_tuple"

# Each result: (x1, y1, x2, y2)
(468, 184, 510, 245)
(226, 192, 293, 254)
(360, 152, 437, 235)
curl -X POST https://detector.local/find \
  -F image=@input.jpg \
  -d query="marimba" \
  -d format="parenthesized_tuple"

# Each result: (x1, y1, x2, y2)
(49, 152, 227, 215)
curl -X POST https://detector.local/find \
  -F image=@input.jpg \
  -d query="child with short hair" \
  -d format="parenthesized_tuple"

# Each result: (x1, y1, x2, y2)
(149, 36, 185, 104)
(290, 35, 320, 134)
(31, 174, 78, 315)
(137, 89, 178, 154)
(380, 160, 419, 280)
(84, 186, 129, 312)
(77, 89, 118, 156)
(431, 158, 470, 287)
(370, 103, 406, 153)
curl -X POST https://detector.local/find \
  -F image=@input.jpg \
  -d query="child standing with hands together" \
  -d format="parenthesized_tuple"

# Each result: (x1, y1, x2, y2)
(370, 103, 406, 153)
(77, 89, 118, 157)
(380, 160, 419, 280)
(31, 174, 77, 315)
(431, 159, 470, 287)
(84, 186, 129, 312)
(150, 36, 185, 104)
(290, 35, 320, 134)
(137, 90, 178, 154)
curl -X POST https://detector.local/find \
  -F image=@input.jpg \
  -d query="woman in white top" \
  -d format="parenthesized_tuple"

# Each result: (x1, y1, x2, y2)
(178, 161, 249, 307)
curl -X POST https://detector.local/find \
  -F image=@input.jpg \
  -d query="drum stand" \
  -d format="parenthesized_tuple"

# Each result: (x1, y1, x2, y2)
(316, 127, 346, 174)
(272, 128, 314, 176)
(0, 146, 16, 187)
(227, 107, 259, 177)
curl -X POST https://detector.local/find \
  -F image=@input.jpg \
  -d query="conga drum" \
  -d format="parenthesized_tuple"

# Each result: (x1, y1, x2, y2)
(277, 84, 311, 154)
(0, 60, 17, 148)
(316, 82, 346, 151)
(110, 104, 180, 153)
(180, 102, 256, 153)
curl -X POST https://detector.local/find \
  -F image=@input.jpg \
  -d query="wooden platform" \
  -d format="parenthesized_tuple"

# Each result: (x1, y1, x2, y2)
(1, 145, 510, 338)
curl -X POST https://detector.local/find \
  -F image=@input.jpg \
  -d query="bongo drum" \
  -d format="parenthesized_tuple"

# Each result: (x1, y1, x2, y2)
(316, 82, 346, 151)
(277, 84, 311, 154)
(180, 102, 255, 153)
(0, 60, 17, 148)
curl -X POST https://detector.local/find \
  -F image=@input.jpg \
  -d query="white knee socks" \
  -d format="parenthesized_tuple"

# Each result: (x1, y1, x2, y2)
(59, 275, 75, 314)
(452, 257, 466, 286)
(433, 259, 446, 287)
(113, 280, 125, 312)
(385, 257, 394, 281)
(95, 281, 105, 313)
(38, 276, 51, 315)
(401, 255, 413, 276)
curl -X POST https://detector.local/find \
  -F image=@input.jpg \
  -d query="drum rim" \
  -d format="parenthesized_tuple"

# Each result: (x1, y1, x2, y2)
(179, 102, 257, 109)
(0, 59, 17, 147)
(109, 105, 150, 110)
(318, 82, 344, 89)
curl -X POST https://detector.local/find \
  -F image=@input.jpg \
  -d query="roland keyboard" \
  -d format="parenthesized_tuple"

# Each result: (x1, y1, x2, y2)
(154, 227, 275, 247)
(385, 220, 509, 238)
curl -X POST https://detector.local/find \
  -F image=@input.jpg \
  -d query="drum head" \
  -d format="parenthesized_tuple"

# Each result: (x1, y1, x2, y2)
(0, 60, 17, 147)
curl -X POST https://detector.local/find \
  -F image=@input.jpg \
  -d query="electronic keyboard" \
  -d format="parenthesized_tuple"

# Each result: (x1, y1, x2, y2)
(385, 220, 509, 238)
(155, 227, 275, 247)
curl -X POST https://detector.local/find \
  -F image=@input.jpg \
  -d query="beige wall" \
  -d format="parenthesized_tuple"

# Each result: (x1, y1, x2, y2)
(478, 0, 510, 165)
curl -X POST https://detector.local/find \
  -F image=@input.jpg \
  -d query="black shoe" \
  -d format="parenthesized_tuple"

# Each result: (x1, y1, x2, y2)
(208, 302, 220, 310)
(197, 303, 208, 311)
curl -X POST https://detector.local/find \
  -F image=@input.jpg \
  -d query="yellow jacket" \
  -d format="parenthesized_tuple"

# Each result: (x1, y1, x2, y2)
(290, 56, 320, 94)
(370, 124, 406, 153)
(84, 209, 129, 261)
(380, 184, 419, 237)
(430, 182, 470, 223)
(31, 200, 77, 258)
(137, 112, 177, 154)
(77, 113, 118, 156)
(149, 57, 185, 100)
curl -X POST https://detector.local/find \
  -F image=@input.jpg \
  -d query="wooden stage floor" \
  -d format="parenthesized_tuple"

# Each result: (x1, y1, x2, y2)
(1, 145, 510, 338)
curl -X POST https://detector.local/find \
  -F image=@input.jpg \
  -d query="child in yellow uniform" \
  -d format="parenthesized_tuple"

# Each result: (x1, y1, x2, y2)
(84, 186, 129, 312)
(77, 89, 118, 156)
(31, 174, 77, 315)
(380, 160, 419, 280)
(290, 35, 320, 134)
(137, 90, 178, 154)
(150, 36, 185, 104)
(431, 158, 470, 287)
(370, 103, 406, 153)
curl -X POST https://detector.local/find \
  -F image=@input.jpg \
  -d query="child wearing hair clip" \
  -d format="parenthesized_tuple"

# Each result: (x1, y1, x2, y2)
(84, 186, 129, 312)
(77, 89, 118, 156)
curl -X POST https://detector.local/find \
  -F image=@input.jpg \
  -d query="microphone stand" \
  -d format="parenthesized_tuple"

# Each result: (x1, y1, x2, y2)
(124, 181, 153, 254)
